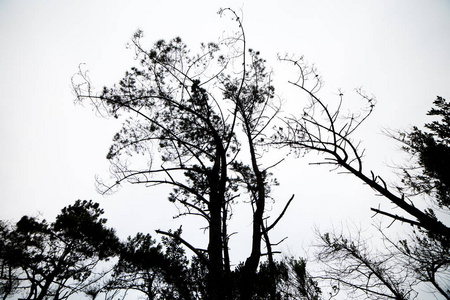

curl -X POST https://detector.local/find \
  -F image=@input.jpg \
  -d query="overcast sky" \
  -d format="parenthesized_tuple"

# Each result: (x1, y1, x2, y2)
(1, 0, 449, 296)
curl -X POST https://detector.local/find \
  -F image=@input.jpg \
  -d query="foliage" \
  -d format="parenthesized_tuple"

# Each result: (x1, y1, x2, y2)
(0, 220, 20, 300)
(108, 229, 197, 299)
(394, 97, 450, 299)
(286, 257, 322, 300)
(400, 96, 450, 209)
(0, 200, 120, 300)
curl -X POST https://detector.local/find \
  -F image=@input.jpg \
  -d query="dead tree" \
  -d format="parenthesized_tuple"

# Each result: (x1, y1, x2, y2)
(274, 55, 450, 239)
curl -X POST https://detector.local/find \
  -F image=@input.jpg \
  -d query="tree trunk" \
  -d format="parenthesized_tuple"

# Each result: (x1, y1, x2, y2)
(208, 198, 224, 300)
(207, 155, 225, 300)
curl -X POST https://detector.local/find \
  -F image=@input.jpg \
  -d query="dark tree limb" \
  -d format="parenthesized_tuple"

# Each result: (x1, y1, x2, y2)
(155, 229, 207, 265)
(370, 207, 422, 228)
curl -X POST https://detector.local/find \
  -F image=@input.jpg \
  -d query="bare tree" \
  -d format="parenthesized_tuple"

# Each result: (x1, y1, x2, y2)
(273, 56, 450, 299)
(274, 55, 450, 238)
(385, 228, 450, 299)
(314, 227, 417, 300)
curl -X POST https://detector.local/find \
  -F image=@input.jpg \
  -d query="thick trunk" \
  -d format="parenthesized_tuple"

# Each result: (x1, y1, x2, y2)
(262, 226, 277, 300)
(240, 200, 263, 299)
(208, 194, 224, 300)
(241, 122, 266, 299)
(222, 202, 233, 300)
(207, 153, 226, 300)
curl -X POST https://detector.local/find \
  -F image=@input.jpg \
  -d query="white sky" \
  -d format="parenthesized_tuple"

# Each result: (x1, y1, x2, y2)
(1, 0, 450, 297)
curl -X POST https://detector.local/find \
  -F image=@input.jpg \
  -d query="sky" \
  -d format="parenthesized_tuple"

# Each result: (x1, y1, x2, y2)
(1, 0, 450, 298)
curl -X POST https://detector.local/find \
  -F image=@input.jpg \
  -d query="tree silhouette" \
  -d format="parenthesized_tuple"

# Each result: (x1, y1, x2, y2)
(108, 230, 196, 299)
(72, 8, 292, 299)
(398, 96, 450, 209)
(0, 220, 20, 300)
(0, 200, 120, 300)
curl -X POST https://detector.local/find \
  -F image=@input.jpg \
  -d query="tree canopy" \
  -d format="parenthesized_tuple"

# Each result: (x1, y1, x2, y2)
(400, 96, 450, 209)
(0, 200, 120, 300)
(1, 7, 446, 300)
(72, 8, 293, 300)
